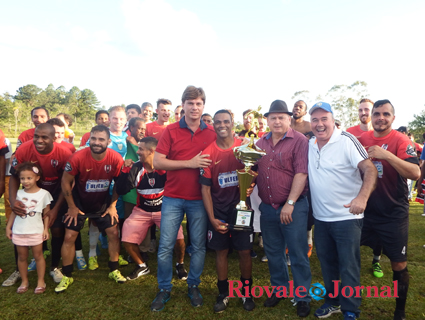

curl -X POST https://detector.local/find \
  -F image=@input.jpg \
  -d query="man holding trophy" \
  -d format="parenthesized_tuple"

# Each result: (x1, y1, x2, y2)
(200, 109, 264, 313)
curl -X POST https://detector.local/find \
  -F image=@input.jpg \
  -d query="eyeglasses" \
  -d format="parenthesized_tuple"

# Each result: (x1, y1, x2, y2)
(20, 211, 36, 219)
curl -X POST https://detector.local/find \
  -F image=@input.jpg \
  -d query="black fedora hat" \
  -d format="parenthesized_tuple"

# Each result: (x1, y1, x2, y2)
(264, 100, 293, 117)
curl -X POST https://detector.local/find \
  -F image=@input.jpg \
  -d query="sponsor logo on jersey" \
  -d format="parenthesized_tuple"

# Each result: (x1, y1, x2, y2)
(153, 132, 159, 135)
(406, 144, 416, 157)
(381, 144, 388, 150)
(86, 168, 93, 172)
(215, 160, 222, 165)
(218, 171, 238, 188)
(200, 168, 205, 176)
(65, 162, 72, 172)
(85, 179, 110, 192)
(51, 159, 58, 168)
(104, 165, 111, 173)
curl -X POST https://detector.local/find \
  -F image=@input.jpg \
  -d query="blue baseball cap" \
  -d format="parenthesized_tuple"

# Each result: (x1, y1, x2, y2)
(309, 102, 333, 115)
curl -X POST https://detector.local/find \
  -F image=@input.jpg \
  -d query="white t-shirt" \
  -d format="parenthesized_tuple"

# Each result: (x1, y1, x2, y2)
(12, 189, 53, 234)
(308, 128, 368, 222)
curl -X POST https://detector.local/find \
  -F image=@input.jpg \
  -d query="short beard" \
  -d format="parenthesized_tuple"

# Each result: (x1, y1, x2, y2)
(293, 115, 303, 120)
(90, 145, 108, 154)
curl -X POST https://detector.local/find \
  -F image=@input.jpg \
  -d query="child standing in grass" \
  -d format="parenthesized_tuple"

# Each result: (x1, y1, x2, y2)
(6, 162, 52, 294)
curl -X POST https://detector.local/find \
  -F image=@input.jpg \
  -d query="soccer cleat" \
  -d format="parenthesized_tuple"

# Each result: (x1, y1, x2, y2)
(261, 255, 268, 262)
(118, 255, 129, 266)
(28, 258, 37, 272)
(2, 270, 21, 287)
(88, 256, 99, 270)
(307, 244, 313, 258)
(188, 285, 203, 307)
(55, 275, 74, 293)
(151, 289, 171, 311)
(109, 269, 127, 283)
(372, 262, 384, 278)
(176, 263, 188, 280)
(213, 293, 229, 313)
(50, 268, 64, 283)
(314, 303, 342, 318)
(241, 297, 255, 311)
(127, 265, 150, 280)
(344, 311, 357, 319)
(76, 256, 87, 270)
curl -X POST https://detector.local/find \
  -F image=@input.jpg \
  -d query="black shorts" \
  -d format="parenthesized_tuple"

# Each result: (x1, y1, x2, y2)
(361, 217, 408, 262)
(50, 202, 68, 229)
(207, 220, 253, 251)
(64, 213, 118, 233)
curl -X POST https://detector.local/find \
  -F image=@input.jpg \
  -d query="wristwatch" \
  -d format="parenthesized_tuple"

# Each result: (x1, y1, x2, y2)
(287, 199, 295, 206)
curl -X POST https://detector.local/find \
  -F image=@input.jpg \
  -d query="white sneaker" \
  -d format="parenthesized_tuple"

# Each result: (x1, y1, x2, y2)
(2, 270, 21, 287)
(50, 268, 64, 283)
(421, 213, 425, 217)
(261, 255, 268, 262)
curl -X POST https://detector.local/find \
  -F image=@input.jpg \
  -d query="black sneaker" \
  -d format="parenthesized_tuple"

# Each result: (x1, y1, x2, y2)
(242, 296, 256, 311)
(188, 285, 203, 307)
(264, 293, 284, 307)
(393, 310, 406, 320)
(126, 265, 150, 280)
(213, 293, 229, 313)
(176, 263, 188, 280)
(151, 289, 171, 311)
(297, 301, 311, 317)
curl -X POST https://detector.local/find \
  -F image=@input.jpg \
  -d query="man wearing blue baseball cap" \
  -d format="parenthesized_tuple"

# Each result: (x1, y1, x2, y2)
(307, 102, 377, 320)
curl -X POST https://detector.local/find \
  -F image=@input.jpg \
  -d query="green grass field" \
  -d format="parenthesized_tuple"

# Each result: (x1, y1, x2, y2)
(0, 200, 425, 320)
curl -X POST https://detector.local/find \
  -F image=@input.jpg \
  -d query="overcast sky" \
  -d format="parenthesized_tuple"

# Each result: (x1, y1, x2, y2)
(1, 0, 424, 127)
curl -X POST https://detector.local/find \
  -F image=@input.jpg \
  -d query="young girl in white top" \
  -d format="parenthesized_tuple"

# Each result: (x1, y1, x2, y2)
(6, 162, 53, 294)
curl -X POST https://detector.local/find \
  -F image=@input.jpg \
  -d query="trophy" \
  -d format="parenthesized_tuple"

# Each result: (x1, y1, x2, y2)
(230, 134, 266, 231)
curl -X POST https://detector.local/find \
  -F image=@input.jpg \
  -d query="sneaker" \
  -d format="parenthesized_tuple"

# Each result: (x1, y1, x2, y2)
(149, 239, 156, 253)
(372, 262, 384, 278)
(250, 250, 257, 258)
(241, 297, 255, 311)
(127, 265, 150, 280)
(88, 256, 99, 270)
(151, 289, 171, 311)
(109, 269, 127, 283)
(76, 256, 87, 270)
(188, 285, 203, 307)
(28, 258, 37, 272)
(55, 275, 74, 293)
(213, 293, 229, 313)
(286, 254, 291, 266)
(297, 301, 311, 317)
(258, 236, 263, 248)
(2, 270, 21, 287)
(261, 255, 268, 262)
(118, 255, 129, 266)
(50, 268, 64, 283)
(393, 309, 406, 320)
(176, 263, 188, 280)
(263, 293, 284, 307)
(307, 244, 313, 258)
(99, 234, 108, 249)
(314, 303, 342, 318)
(344, 311, 357, 319)
(422, 213, 425, 217)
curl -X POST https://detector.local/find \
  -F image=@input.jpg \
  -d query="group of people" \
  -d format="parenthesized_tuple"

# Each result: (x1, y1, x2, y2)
(0, 86, 423, 320)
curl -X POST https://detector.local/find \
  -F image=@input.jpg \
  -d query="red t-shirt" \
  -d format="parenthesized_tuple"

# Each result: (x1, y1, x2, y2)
(0, 129, 8, 155)
(145, 121, 168, 141)
(59, 141, 76, 153)
(65, 147, 123, 214)
(16, 128, 35, 149)
(12, 141, 72, 199)
(156, 120, 216, 200)
(200, 138, 244, 220)
(358, 130, 419, 220)
(80, 132, 91, 147)
(346, 125, 371, 138)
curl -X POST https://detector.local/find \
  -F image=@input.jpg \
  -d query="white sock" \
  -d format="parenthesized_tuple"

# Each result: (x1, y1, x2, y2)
(138, 263, 146, 268)
(373, 255, 381, 262)
(75, 250, 83, 258)
(307, 230, 313, 245)
(89, 224, 100, 258)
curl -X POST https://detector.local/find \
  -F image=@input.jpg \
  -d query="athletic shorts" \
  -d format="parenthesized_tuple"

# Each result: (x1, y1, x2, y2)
(207, 220, 253, 251)
(12, 233, 43, 246)
(361, 217, 408, 262)
(64, 213, 118, 233)
(50, 202, 68, 229)
(121, 207, 184, 245)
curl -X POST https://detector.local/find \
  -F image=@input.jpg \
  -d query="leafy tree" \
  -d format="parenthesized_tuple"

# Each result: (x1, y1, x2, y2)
(408, 107, 425, 143)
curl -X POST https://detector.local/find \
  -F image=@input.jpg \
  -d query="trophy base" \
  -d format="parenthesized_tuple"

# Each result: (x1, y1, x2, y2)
(228, 208, 254, 232)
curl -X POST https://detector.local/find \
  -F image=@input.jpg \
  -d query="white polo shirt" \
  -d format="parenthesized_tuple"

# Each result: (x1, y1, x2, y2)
(308, 128, 368, 222)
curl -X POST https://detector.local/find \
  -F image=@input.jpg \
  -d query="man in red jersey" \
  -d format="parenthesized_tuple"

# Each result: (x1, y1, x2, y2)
(56, 125, 125, 292)
(80, 110, 110, 147)
(347, 98, 374, 138)
(16, 107, 50, 149)
(200, 110, 255, 313)
(47, 118, 76, 153)
(150, 86, 216, 311)
(0, 129, 8, 199)
(145, 99, 172, 140)
(358, 100, 420, 320)
(4, 123, 72, 287)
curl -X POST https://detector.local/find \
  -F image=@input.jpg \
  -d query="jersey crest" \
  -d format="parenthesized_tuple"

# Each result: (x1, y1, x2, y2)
(51, 159, 58, 168)
(104, 165, 112, 173)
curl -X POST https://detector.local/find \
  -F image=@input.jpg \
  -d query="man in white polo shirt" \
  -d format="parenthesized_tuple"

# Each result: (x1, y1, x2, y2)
(307, 102, 377, 320)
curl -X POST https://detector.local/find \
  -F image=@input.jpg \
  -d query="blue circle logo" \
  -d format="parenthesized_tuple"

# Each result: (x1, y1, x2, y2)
(309, 283, 326, 301)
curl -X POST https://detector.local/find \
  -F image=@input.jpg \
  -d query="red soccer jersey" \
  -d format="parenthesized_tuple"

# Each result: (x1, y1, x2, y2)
(145, 121, 168, 141)
(346, 125, 371, 138)
(156, 119, 216, 200)
(16, 128, 35, 149)
(359, 130, 419, 219)
(65, 147, 124, 214)
(200, 138, 244, 220)
(0, 129, 8, 155)
(12, 140, 72, 199)
(59, 141, 76, 153)
(80, 132, 90, 147)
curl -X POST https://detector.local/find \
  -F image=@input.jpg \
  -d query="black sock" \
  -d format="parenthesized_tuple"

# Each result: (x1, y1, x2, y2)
(109, 260, 119, 272)
(217, 279, 228, 295)
(42, 240, 48, 252)
(62, 264, 73, 278)
(75, 232, 82, 251)
(240, 277, 252, 297)
(51, 235, 64, 269)
(393, 268, 409, 312)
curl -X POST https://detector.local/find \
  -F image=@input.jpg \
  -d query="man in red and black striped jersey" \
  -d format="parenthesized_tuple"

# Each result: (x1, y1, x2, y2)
(56, 125, 125, 293)
(200, 110, 255, 313)
(16, 107, 50, 149)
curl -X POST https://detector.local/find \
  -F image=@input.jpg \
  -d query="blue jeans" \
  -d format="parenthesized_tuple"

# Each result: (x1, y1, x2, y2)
(157, 196, 207, 291)
(260, 198, 312, 302)
(314, 218, 363, 316)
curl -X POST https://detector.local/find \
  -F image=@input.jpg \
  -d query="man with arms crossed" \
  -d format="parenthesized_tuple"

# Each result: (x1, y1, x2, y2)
(358, 100, 420, 320)
(151, 86, 216, 311)
(307, 102, 377, 320)
(200, 110, 255, 313)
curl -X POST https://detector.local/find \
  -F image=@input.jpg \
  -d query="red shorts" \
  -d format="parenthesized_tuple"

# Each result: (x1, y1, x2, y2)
(12, 233, 43, 246)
